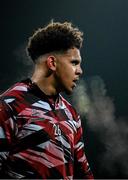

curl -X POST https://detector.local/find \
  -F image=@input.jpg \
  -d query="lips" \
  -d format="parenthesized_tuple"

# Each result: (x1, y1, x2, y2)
(73, 78, 79, 87)
(73, 78, 79, 83)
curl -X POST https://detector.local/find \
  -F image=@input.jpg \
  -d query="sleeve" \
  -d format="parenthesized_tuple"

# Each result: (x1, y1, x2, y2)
(73, 114, 94, 179)
(0, 100, 17, 175)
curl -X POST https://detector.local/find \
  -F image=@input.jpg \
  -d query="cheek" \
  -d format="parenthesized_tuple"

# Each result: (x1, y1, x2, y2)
(68, 67, 76, 76)
(65, 65, 75, 74)
(56, 63, 75, 80)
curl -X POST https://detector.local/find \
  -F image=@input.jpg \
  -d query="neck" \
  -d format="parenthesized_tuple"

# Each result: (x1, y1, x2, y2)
(31, 72, 59, 96)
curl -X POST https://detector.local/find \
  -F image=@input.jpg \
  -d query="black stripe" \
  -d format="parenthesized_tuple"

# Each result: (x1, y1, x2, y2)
(10, 129, 50, 154)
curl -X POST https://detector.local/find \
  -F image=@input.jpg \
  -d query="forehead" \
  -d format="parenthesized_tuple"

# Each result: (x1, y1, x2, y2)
(54, 47, 82, 64)
(64, 47, 81, 60)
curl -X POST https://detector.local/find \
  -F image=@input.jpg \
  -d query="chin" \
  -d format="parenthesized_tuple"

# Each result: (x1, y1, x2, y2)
(64, 88, 74, 95)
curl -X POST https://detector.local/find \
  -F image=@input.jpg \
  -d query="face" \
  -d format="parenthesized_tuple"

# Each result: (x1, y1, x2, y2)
(54, 47, 83, 94)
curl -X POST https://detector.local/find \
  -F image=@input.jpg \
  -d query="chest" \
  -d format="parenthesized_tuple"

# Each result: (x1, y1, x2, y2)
(15, 105, 78, 148)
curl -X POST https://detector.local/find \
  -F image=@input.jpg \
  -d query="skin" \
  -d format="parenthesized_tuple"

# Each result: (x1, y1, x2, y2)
(31, 47, 83, 96)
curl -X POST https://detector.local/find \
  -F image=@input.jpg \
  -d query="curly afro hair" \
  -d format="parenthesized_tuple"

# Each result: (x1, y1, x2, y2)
(26, 20, 83, 62)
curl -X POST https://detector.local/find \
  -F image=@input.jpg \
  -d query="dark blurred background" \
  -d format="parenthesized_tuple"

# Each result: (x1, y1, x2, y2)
(1, 0, 128, 178)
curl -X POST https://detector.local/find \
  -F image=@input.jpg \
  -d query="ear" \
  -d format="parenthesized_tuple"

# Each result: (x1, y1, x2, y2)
(46, 55, 56, 71)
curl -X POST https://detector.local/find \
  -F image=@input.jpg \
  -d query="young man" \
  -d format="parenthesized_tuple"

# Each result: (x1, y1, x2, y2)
(0, 21, 94, 179)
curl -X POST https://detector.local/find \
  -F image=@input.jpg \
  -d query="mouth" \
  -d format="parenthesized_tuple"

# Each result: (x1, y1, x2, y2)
(73, 79, 79, 87)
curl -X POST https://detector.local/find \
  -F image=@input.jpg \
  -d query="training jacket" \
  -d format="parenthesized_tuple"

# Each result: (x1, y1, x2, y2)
(0, 79, 94, 179)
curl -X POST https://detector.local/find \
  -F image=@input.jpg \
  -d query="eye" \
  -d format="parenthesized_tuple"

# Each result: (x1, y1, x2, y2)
(71, 60, 79, 66)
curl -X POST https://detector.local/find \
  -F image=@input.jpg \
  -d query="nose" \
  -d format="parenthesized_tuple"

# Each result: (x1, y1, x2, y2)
(76, 66, 83, 75)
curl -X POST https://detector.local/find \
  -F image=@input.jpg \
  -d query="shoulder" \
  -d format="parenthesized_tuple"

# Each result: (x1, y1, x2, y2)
(0, 80, 30, 111)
